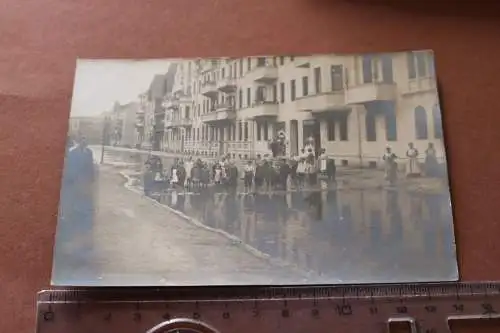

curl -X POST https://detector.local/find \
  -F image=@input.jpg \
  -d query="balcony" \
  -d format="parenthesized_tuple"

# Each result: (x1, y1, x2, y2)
(294, 56, 311, 68)
(162, 99, 179, 110)
(247, 65, 278, 83)
(240, 101, 279, 119)
(135, 121, 145, 128)
(165, 118, 193, 128)
(216, 77, 237, 93)
(201, 103, 236, 123)
(296, 91, 346, 113)
(200, 80, 218, 98)
(200, 60, 219, 73)
(162, 93, 193, 109)
(345, 82, 397, 105)
(178, 93, 193, 104)
(401, 77, 437, 96)
(177, 118, 193, 127)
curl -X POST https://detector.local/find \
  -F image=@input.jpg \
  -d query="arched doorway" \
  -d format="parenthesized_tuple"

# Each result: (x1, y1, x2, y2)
(414, 106, 428, 140)
(432, 104, 443, 139)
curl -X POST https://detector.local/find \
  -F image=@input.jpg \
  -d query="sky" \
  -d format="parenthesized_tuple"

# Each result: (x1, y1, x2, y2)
(70, 59, 171, 117)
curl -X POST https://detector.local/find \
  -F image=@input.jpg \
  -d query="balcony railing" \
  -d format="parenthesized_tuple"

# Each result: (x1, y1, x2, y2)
(199, 59, 219, 73)
(294, 56, 311, 68)
(165, 118, 193, 128)
(200, 80, 218, 98)
(247, 65, 278, 83)
(296, 91, 346, 113)
(162, 100, 179, 109)
(345, 81, 397, 105)
(201, 104, 236, 123)
(215, 102, 235, 112)
(216, 77, 237, 93)
(239, 100, 279, 119)
(401, 77, 437, 96)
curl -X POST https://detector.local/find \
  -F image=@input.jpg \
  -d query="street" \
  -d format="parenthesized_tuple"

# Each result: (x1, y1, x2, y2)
(52, 166, 320, 286)
(52, 147, 457, 286)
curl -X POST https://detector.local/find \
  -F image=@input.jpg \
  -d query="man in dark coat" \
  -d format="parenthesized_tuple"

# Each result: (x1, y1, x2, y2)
(54, 136, 96, 278)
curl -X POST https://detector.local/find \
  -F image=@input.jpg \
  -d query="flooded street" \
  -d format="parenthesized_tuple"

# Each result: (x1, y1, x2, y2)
(153, 185, 456, 283)
(56, 146, 457, 285)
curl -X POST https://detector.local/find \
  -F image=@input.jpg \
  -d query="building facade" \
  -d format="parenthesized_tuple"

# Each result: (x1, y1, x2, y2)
(138, 51, 444, 167)
(135, 64, 178, 151)
(109, 101, 139, 147)
(68, 116, 104, 144)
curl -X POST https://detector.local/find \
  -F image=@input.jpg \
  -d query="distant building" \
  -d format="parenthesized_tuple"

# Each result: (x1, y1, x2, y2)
(109, 101, 139, 147)
(140, 64, 178, 151)
(68, 116, 103, 144)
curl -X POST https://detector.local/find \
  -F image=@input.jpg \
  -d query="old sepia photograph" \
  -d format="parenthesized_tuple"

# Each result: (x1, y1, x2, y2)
(52, 51, 458, 286)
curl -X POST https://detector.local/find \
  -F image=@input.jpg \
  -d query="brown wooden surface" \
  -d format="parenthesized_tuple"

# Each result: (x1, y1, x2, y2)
(1, 0, 500, 332)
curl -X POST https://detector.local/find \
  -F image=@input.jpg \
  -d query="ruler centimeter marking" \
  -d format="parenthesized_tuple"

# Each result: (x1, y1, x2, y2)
(36, 282, 500, 333)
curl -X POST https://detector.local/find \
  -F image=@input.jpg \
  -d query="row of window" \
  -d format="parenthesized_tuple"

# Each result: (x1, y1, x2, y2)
(187, 51, 434, 99)
(184, 66, 345, 117)
(168, 105, 442, 143)
(178, 123, 251, 142)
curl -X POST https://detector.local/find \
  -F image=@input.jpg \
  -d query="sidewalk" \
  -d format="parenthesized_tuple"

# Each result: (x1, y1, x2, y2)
(86, 166, 319, 286)
(335, 168, 448, 193)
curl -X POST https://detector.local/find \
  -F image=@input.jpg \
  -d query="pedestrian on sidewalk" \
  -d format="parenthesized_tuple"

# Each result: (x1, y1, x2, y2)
(58, 136, 96, 265)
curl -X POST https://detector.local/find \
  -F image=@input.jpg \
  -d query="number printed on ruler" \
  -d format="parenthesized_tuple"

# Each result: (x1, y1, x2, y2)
(36, 283, 500, 333)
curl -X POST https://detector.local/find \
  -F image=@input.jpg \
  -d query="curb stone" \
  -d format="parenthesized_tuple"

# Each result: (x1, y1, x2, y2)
(117, 171, 327, 283)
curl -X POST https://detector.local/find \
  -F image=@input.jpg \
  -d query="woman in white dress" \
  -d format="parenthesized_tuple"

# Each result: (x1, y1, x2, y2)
(405, 142, 421, 178)
(170, 167, 179, 186)
(382, 146, 398, 185)
(296, 157, 306, 188)
(319, 148, 328, 177)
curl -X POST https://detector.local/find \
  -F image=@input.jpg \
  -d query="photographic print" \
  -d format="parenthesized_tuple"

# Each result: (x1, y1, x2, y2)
(52, 51, 458, 286)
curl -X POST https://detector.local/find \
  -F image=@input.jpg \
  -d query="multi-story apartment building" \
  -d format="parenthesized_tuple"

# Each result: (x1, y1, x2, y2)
(136, 64, 178, 151)
(68, 116, 104, 144)
(109, 101, 139, 147)
(135, 92, 147, 148)
(154, 51, 443, 167)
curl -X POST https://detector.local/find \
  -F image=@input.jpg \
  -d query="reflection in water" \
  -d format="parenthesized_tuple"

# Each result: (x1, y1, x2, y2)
(158, 186, 456, 282)
(99, 148, 455, 282)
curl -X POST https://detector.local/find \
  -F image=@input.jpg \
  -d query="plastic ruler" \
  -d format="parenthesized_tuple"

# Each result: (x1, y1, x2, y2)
(36, 282, 500, 333)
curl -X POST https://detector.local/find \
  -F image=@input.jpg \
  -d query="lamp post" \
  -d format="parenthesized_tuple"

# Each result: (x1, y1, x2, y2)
(100, 116, 110, 164)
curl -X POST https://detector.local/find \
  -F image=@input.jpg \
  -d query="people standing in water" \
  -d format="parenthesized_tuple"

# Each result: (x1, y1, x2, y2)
(184, 156, 194, 187)
(296, 156, 306, 188)
(319, 148, 328, 178)
(326, 157, 336, 184)
(243, 160, 255, 190)
(382, 146, 398, 185)
(278, 158, 290, 190)
(405, 142, 421, 178)
(424, 142, 439, 177)
(143, 163, 154, 197)
(254, 156, 264, 190)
